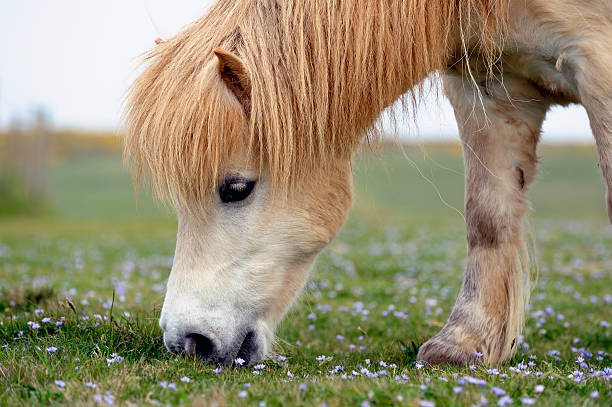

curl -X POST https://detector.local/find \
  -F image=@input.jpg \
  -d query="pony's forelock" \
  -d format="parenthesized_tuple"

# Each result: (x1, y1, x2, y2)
(124, 0, 508, 211)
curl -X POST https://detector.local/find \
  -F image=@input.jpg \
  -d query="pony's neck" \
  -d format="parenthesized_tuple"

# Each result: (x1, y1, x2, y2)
(241, 0, 462, 147)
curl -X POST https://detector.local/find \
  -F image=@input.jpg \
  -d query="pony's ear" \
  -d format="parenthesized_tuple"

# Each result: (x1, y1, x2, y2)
(214, 47, 251, 116)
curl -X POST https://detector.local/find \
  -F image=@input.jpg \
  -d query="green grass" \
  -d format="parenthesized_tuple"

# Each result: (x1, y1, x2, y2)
(0, 144, 610, 406)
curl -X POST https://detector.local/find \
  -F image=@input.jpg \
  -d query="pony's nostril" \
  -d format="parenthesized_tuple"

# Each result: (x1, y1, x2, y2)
(185, 333, 216, 360)
(235, 331, 257, 365)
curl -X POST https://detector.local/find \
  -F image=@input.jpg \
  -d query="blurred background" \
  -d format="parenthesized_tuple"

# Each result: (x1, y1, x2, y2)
(0, 0, 607, 233)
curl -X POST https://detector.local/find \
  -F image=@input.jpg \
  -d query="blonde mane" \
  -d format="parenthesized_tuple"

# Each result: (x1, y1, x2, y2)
(124, 0, 508, 209)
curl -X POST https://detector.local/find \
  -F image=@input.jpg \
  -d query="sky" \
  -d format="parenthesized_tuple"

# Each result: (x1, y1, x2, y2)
(0, 0, 594, 142)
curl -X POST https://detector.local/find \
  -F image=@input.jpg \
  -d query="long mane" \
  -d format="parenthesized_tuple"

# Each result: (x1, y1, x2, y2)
(124, 0, 508, 208)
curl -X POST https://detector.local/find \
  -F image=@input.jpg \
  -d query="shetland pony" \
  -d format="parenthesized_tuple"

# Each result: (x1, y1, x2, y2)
(124, 0, 612, 365)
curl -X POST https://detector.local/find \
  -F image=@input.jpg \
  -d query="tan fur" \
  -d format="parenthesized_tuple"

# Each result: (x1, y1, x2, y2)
(124, 0, 509, 212)
(125, 0, 612, 365)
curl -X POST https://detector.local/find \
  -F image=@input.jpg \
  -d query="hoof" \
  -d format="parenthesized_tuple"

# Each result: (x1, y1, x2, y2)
(417, 335, 480, 366)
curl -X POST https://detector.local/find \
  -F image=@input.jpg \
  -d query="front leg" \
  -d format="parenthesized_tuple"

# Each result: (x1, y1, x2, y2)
(418, 72, 549, 365)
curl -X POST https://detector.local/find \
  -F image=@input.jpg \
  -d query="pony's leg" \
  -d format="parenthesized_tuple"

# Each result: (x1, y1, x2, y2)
(417, 72, 549, 365)
(576, 62, 612, 222)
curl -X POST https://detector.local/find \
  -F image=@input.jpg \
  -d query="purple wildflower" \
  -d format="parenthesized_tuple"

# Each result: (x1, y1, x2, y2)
(55, 380, 66, 388)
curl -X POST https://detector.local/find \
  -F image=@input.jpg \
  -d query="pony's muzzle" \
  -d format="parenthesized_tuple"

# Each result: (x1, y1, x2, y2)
(165, 327, 261, 366)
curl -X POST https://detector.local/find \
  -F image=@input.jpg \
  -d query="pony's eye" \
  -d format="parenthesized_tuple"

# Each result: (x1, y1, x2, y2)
(219, 178, 256, 203)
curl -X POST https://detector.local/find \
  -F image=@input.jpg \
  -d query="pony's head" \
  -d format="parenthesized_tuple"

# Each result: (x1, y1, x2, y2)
(124, 0, 502, 365)
(124, 32, 353, 364)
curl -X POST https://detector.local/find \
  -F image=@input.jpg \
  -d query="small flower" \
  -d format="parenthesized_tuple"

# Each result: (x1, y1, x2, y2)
(415, 361, 424, 369)
(419, 401, 435, 407)
(475, 351, 483, 359)
(47, 346, 58, 353)
(55, 380, 66, 388)
(55, 321, 63, 327)
(28, 321, 40, 330)
(42, 317, 51, 324)
(103, 391, 115, 405)
(235, 357, 245, 366)
(316, 355, 326, 361)
(601, 321, 610, 328)
(534, 385, 545, 393)
(238, 390, 248, 398)
(180, 376, 190, 383)
(590, 391, 599, 399)
(106, 353, 124, 366)
(498, 396, 513, 406)
(453, 386, 463, 394)
(213, 367, 222, 374)
(299, 383, 307, 391)
(86, 382, 96, 389)
(254, 364, 265, 370)
(521, 397, 535, 405)
(491, 387, 505, 397)
(287, 371, 294, 378)
(277, 355, 287, 363)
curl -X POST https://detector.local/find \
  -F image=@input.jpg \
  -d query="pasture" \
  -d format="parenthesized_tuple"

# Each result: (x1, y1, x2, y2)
(0, 140, 610, 406)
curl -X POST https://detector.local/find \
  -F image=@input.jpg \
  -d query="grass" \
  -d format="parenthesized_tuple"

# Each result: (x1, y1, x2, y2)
(0, 143, 610, 406)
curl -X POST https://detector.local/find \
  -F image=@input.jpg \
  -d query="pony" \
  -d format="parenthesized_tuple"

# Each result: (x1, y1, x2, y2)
(124, 0, 612, 365)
